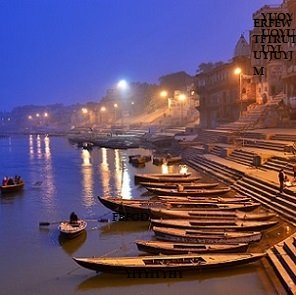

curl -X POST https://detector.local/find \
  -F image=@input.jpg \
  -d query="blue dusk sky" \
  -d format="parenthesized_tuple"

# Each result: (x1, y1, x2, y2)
(0, 0, 282, 111)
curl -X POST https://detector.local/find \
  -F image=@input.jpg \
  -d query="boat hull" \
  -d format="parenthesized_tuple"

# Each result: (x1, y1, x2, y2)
(58, 220, 87, 239)
(0, 182, 24, 193)
(136, 240, 249, 255)
(73, 253, 265, 274)
(153, 227, 262, 244)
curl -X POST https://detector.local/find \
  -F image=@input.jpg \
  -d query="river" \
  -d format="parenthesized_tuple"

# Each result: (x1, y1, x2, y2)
(0, 135, 290, 295)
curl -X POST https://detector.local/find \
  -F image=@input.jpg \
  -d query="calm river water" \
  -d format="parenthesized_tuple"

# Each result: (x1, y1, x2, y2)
(0, 135, 291, 295)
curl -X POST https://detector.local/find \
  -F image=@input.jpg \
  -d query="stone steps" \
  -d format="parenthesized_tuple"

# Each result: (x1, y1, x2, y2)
(266, 234, 296, 295)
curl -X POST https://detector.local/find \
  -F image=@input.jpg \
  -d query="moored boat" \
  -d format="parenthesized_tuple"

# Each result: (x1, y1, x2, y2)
(0, 181, 24, 194)
(58, 219, 87, 239)
(73, 252, 265, 274)
(140, 181, 219, 190)
(150, 218, 278, 231)
(150, 208, 277, 221)
(145, 187, 231, 196)
(97, 196, 261, 220)
(134, 173, 199, 183)
(152, 226, 263, 244)
(157, 195, 252, 203)
(136, 240, 249, 255)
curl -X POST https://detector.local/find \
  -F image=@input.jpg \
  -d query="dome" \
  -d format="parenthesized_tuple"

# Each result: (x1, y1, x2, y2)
(234, 34, 250, 58)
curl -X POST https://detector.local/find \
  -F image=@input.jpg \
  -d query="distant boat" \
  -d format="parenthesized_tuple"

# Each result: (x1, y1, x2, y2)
(0, 181, 24, 194)
(58, 220, 87, 239)
(136, 240, 249, 255)
(73, 252, 265, 274)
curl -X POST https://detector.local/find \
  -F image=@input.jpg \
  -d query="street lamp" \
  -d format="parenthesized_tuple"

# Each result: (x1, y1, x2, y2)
(117, 80, 129, 126)
(178, 94, 187, 125)
(113, 103, 118, 122)
(234, 67, 243, 117)
(100, 106, 106, 124)
(81, 108, 88, 114)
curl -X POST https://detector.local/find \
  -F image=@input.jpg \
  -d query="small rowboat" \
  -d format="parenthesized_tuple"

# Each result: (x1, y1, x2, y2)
(0, 181, 24, 194)
(58, 220, 87, 239)
(152, 226, 262, 244)
(136, 240, 249, 255)
(140, 181, 219, 190)
(150, 208, 277, 221)
(150, 219, 278, 231)
(73, 253, 265, 274)
(145, 187, 231, 196)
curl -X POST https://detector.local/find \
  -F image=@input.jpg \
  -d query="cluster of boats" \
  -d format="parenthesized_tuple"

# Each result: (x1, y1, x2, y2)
(73, 172, 278, 274)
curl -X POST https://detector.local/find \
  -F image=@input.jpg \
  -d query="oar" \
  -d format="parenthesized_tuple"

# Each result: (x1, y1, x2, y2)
(39, 221, 61, 226)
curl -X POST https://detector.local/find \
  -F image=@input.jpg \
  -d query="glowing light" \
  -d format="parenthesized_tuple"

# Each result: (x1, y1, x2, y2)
(44, 112, 48, 117)
(114, 103, 118, 108)
(178, 94, 187, 102)
(179, 165, 188, 175)
(117, 80, 128, 90)
(100, 106, 106, 112)
(160, 90, 168, 97)
(161, 163, 169, 174)
(234, 67, 242, 75)
(28, 115, 33, 120)
(81, 108, 88, 114)
(36, 113, 40, 117)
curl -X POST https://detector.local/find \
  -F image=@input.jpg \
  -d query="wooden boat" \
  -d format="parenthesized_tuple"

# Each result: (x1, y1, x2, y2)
(145, 187, 231, 196)
(136, 240, 249, 255)
(58, 219, 87, 239)
(0, 181, 24, 193)
(157, 195, 252, 203)
(150, 219, 278, 231)
(152, 226, 262, 244)
(73, 252, 265, 273)
(97, 196, 261, 219)
(134, 173, 198, 183)
(150, 208, 277, 221)
(140, 181, 219, 190)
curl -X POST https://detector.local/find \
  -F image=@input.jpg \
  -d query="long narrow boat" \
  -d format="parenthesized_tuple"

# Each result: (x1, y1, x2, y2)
(150, 208, 277, 221)
(134, 173, 201, 183)
(157, 195, 252, 203)
(150, 219, 278, 231)
(146, 187, 231, 196)
(58, 219, 87, 239)
(73, 253, 265, 274)
(97, 196, 261, 220)
(97, 196, 261, 219)
(136, 240, 249, 255)
(152, 226, 262, 244)
(0, 181, 24, 193)
(140, 181, 219, 190)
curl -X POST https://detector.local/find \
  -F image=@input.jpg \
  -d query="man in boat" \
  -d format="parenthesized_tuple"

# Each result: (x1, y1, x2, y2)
(70, 212, 79, 224)
(7, 177, 15, 185)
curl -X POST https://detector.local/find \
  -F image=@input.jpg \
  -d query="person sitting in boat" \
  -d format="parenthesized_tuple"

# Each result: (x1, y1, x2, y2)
(14, 175, 22, 184)
(70, 211, 79, 224)
(2, 177, 8, 186)
(7, 177, 15, 185)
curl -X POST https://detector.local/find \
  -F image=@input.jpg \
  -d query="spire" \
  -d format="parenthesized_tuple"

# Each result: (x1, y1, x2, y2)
(233, 34, 250, 58)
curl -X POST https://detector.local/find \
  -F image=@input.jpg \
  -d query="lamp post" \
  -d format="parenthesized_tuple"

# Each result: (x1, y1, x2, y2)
(100, 106, 106, 125)
(178, 94, 187, 125)
(117, 80, 128, 127)
(113, 103, 118, 122)
(234, 67, 243, 117)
